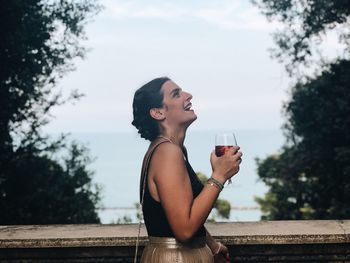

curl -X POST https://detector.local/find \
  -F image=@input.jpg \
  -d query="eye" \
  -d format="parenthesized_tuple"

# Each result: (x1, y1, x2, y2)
(172, 89, 181, 98)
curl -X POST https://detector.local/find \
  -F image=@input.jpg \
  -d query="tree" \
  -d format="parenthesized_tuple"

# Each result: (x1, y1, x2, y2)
(253, 1, 350, 220)
(256, 60, 350, 220)
(253, 0, 350, 76)
(0, 0, 102, 224)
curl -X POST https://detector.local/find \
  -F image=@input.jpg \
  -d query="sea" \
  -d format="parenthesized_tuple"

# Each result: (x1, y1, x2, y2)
(68, 130, 285, 223)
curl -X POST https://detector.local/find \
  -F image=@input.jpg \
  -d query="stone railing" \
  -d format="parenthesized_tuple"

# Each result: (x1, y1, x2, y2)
(0, 220, 349, 262)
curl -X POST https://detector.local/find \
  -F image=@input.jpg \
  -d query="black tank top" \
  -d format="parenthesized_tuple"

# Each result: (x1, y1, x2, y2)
(140, 140, 206, 237)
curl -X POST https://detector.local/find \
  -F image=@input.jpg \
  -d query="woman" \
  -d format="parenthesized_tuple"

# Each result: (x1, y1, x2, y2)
(132, 77, 242, 262)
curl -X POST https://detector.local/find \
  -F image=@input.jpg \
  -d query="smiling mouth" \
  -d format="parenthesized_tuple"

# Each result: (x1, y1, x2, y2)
(184, 103, 193, 111)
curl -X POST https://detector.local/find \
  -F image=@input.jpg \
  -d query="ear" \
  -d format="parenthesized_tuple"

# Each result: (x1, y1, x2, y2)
(150, 108, 165, 121)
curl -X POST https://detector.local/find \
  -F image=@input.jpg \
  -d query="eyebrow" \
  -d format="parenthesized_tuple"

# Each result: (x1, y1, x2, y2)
(170, 87, 181, 97)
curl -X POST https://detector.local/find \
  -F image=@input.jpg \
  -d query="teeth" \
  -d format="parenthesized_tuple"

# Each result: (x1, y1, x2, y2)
(185, 104, 192, 111)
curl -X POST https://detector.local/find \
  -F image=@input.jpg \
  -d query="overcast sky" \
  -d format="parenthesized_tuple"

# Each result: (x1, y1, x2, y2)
(45, 0, 294, 133)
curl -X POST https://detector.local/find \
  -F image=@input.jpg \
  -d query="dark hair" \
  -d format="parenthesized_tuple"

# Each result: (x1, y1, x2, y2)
(132, 77, 170, 141)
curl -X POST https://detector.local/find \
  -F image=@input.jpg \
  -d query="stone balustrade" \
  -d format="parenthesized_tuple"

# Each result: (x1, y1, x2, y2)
(0, 220, 349, 262)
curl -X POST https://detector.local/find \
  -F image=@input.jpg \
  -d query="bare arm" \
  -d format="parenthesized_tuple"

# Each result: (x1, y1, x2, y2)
(149, 143, 241, 242)
(205, 227, 230, 263)
(205, 227, 218, 252)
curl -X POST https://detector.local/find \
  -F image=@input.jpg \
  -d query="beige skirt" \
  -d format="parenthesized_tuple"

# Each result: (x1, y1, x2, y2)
(140, 236, 214, 263)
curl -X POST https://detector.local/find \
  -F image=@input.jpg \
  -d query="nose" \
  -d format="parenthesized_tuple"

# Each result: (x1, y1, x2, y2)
(184, 91, 193, 101)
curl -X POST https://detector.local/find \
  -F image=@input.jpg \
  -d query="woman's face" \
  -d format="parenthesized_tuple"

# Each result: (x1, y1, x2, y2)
(160, 80, 197, 127)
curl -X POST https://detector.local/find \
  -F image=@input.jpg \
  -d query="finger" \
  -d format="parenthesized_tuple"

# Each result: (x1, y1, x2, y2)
(220, 245, 228, 253)
(233, 151, 243, 161)
(235, 151, 243, 157)
(211, 150, 218, 161)
(227, 146, 240, 154)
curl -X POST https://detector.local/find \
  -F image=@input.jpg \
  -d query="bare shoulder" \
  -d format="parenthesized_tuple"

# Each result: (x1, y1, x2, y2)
(153, 142, 183, 160)
(150, 142, 189, 190)
(150, 142, 186, 173)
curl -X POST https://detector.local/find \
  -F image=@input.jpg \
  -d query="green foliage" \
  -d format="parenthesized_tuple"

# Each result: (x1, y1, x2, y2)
(115, 215, 132, 224)
(0, 0, 102, 224)
(254, 191, 278, 220)
(252, 0, 350, 76)
(1, 142, 101, 224)
(214, 199, 231, 219)
(254, 1, 350, 220)
(196, 172, 231, 220)
(0, 0, 101, 145)
(196, 171, 208, 185)
(135, 202, 143, 222)
(256, 60, 350, 220)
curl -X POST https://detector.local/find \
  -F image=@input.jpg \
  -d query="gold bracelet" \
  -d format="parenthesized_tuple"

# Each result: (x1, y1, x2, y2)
(207, 178, 224, 191)
(207, 181, 222, 191)
(209, 177, 224, 189)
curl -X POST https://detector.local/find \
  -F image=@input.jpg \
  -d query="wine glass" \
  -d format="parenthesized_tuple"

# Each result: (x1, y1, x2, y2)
(215, 133, 237, 185)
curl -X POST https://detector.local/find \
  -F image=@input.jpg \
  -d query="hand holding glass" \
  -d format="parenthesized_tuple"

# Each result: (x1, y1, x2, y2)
(215, 133, 237, 185)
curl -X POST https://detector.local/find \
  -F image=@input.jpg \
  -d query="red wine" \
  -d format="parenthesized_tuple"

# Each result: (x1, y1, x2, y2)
(215, 145, 233, 157)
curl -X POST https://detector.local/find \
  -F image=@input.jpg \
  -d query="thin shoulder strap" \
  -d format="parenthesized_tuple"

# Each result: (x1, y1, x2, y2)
(134, 137, 172, 263)
(139, 137, 172, 202)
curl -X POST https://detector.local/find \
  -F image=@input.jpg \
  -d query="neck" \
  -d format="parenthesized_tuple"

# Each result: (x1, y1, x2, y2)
(159, 127, 187, 147)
